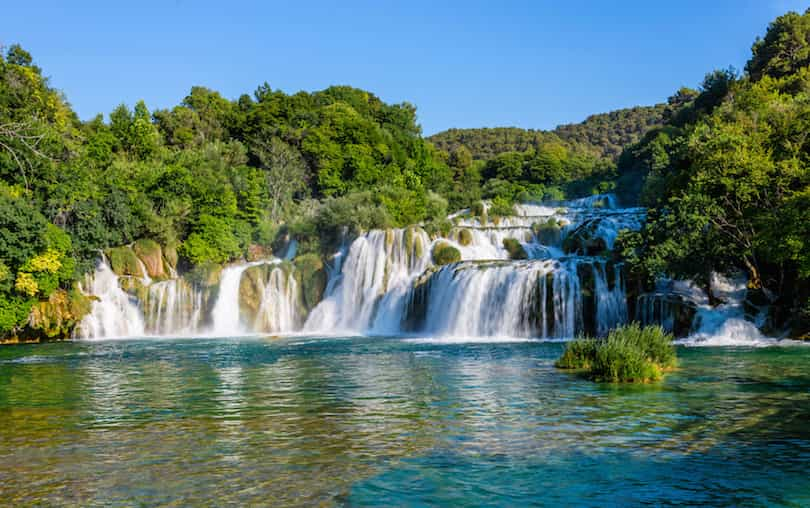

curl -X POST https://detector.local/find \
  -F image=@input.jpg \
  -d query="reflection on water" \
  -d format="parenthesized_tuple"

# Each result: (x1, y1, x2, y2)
(1, 337, 809, 506)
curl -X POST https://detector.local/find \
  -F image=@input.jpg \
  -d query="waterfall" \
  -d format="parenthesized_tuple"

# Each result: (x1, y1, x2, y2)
(77, 256, 298, 339)
(593, 261, 627, 335)
(144, 279, 203, 335)
(305, 228, 431, 333)
(252, 265, 302, 333)
(77, 257, 145, 339)
(400, 259, 625, 339)
(301, 196, 647, 338)
(684, 273, 766, 345)
(210, 260, 279, 336)
(77, 193, 703, 341)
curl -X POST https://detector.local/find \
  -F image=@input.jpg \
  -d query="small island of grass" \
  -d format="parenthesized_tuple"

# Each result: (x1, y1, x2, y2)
(555, 323, 676, 383)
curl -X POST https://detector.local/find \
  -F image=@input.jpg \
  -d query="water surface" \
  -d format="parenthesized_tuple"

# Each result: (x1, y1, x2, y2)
(1, 337, 809, 506)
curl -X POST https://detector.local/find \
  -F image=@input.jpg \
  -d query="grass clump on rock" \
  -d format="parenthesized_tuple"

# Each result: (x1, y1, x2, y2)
(431, 241, 461, 266)
(502, 238, 528, 260)
(458, 228, 473, 246)
(555, 323, 676, 383)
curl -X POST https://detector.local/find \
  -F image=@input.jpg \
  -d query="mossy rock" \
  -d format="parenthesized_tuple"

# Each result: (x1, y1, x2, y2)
(294, 254, 327, 311)
(133, 239, 166, 279)
(247, 244, 271, 262)
(239, 264, 269, 324)
(106, 246, 141, 277)
(164, 244, 179, 270)
(533, 218, 562, 246)
(118, 276, 149, 302)
(502, 238, 528, 260)
(432, 242, 461, 266)
(414, 233, 424, 259)
(562, 219, 608, 256)
(27, 289, 93, 339)
(186, 262, 223, 288)
(458, 228, 473, 246)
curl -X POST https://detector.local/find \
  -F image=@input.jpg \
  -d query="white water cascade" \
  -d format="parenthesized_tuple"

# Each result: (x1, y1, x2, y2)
(304, 228, 432, 334)
(77, 257, 145, 338)
(144, 278, 203, 335)
(303, 194, 643, 338)
(683, 273, 767, 346)
(209, 260, 280, 336)
(251, 265, 302, 333)
(77, 193, 765, 341)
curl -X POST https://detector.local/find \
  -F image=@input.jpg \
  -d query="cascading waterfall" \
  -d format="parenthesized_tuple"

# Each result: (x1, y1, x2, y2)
(77, 257, 145, 338)
(301, 194, 646, 338)
(210, 260, 280, 336)
(305, 228, 431, 333)
(593, 261, 628, 335)
(400, 258, 624, 338)
(144, 279, 203, 335)
(79, 193, 748, 341)
(684, 273, 766, 345)
(252, 265, 302, 333)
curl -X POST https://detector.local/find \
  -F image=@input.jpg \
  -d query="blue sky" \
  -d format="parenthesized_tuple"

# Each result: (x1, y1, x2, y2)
(2, 1, 808, 134)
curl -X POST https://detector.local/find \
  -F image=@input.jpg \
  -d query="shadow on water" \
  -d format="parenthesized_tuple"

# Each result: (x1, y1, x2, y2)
(1, 337, 809, 506)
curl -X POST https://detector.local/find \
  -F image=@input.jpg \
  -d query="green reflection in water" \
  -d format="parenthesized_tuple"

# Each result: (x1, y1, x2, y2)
(0, 338, 809, 506)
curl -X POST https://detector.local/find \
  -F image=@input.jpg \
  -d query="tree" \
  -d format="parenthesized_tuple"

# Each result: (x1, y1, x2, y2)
(253, 136, 308, 222)
(746, 9, 810, 81)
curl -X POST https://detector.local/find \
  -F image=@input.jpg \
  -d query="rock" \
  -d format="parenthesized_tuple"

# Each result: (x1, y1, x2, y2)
(27, 289, 92, 340)
(293, 254, 327, 311)
(106, 246, 141, 277)
(458, 228, 473, 246)
(164, 244, 179, 270)
(132, 239, 166, 279)
(247, 244, 270, 262)
(562, 219, 608, 256)
(186, 262, 223, 288)
(118, 276, 148, 302)
(533, 218, 562, 246)
(239, 264, 269, 325)
(502, 238, 528, 260)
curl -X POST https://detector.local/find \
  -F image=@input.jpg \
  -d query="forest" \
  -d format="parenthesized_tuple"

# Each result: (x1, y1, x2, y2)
(1, 7, 809, 340)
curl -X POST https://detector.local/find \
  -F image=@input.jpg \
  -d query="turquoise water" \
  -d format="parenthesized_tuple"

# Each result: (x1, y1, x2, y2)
(1, 336, 809, 506)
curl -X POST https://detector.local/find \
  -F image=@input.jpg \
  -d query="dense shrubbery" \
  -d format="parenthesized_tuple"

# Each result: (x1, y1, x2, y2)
(555, 324, 676, 382)
(616, 8, 810, 335)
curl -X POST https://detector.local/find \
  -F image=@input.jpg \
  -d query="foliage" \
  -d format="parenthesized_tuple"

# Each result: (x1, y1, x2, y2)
(555, 324, 676, 383)
(179, 215, 242, 265)
(613, 8, 810, 335)
(431, 242, 461, 266)
(502, 238, 528, 260)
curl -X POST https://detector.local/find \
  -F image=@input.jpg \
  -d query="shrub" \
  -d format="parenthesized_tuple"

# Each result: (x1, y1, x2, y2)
(555, 338, 598, 369)
(489, 195, 515, 217)
(458, 228, 473, 246)
(555, 323, 676, 383)
(502, 238, 528, 260)
(106, 246, 142, 276)
(180, 215, 242, 265)
(431, 241, 461, 266)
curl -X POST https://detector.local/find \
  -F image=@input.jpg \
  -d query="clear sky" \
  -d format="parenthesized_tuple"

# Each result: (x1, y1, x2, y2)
(2, 1, 808, 135)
